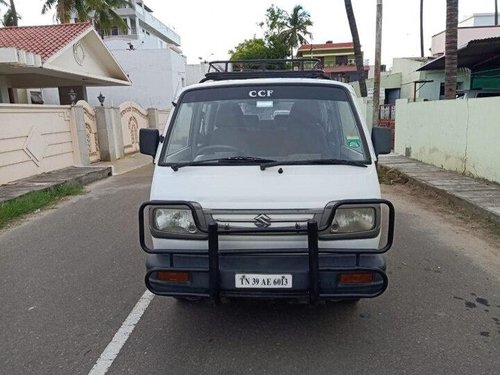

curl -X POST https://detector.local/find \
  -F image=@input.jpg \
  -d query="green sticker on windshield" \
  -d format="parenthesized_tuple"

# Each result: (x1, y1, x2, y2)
(346, 136, 361, 149)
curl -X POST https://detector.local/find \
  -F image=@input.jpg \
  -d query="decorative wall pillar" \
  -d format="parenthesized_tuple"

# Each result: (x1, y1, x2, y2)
(147, 108, 160, 129)
(111, 107, 125, 160)
(95, 106, 124, 161)
(70, 106, 91, 166)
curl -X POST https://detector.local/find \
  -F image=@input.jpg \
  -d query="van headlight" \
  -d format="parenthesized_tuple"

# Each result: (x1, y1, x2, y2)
(330, 207, 376, 234)
(153, 208, 198, 234)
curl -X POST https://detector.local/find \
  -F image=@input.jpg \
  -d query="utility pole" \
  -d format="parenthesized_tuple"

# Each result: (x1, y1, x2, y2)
(420, 0, 424, 57)
(372, 0, 383, 127)
(496, 0, 498, 26)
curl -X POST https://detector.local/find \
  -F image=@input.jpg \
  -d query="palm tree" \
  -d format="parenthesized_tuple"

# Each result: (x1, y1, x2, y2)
(279, 5, 313, 58)
(42, 0, 129, 33)
(2, 8, 20, 26)
(42, 0, 79, 23)
(444, 0, 458, 99)
(86, 0, 130, 33)
(0, 0, 20, 26)
(344, 0, 367, 97)
(8, 0, 17, 26)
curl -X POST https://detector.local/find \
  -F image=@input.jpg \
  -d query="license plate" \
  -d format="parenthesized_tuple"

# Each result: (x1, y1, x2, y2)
(235, 273, 292, 288)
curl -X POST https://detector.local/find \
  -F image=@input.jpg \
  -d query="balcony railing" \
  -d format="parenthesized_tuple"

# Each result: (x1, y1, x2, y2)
(379, 104, 396, 121)
(140, 11, 180, 45)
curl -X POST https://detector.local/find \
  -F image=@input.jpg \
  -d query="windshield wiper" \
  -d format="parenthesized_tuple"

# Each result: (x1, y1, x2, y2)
(259, 158, 369, 170)
(171, 156, 276, 171)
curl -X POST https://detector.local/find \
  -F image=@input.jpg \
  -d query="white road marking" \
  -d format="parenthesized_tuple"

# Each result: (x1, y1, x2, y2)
(88, 290, 155, 375)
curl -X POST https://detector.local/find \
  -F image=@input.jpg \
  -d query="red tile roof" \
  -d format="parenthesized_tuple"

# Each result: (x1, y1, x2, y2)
(298, 42, 354, 51)
(0, 22, 92, 62)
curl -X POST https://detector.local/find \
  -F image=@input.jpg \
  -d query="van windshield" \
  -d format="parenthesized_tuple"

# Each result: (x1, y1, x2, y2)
(160, 85, 369, 166)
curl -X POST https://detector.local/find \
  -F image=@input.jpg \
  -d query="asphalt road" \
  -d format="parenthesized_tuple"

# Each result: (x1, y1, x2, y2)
(1, 165, 499, 375)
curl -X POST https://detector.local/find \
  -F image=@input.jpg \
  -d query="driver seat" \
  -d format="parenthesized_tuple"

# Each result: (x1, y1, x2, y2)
(208, 103, 248, 153)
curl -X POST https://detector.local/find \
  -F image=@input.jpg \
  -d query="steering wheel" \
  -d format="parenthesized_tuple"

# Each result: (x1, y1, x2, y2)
(196, 145, 240, 155)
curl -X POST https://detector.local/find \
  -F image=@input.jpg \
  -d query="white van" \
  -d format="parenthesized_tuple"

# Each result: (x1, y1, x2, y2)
(139, 60, 394, 304)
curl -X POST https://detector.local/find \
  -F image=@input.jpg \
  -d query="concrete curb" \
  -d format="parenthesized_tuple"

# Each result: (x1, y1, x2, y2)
(72, 167, 113, 185)
(0, 166, 112, 204)
(379, 161, 500, 225)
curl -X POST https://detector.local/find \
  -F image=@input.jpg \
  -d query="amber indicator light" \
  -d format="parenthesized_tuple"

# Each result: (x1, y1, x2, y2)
(339, 272, 374, 284)
(157, 271, 190, 283)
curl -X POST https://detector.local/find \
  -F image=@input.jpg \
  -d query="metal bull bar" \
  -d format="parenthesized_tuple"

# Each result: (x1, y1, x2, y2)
(139, 199, 395, 303)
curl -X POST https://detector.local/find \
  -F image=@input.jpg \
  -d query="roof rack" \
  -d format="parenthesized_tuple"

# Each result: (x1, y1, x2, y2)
(200, 58, 331, 82)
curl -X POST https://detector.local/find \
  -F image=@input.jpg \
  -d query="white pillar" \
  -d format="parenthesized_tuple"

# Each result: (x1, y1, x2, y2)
(0, 76, 11, 103)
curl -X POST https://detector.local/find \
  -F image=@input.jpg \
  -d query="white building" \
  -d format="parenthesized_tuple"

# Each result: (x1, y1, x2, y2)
(98, 0, 180, 50)
(0, 23, 130, 105)
(431, 13, 500, 56)
(44, 0, 186, 110)
(459, 13, 500, 27)
(185, 63, 209, 86)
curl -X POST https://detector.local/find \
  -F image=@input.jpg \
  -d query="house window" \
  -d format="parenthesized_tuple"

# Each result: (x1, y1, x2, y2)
(111, 26, 118, 35)
(336, 55, 348, 65)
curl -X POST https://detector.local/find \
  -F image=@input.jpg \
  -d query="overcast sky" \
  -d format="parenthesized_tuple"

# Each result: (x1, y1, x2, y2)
(11, 0, 496, 66)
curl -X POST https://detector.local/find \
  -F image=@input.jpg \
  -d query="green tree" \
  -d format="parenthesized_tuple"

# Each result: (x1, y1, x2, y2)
(229, 38, 269, 61)
(265, 34, 289, 59)
(260, 5, 291, 59)
(229, 4, 312, 63)
(278, 5, 313, 58)
(261, 4, 287, 36)
(229, 36, 288, 63)
(41, 0, 129, 33)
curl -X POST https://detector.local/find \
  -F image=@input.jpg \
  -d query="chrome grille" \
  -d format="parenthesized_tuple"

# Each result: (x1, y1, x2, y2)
(206, 210, 320, 231)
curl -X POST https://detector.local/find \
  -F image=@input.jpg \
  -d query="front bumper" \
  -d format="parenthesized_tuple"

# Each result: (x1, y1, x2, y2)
(139, 200, 395, 303)
(146, 252, 387, 300)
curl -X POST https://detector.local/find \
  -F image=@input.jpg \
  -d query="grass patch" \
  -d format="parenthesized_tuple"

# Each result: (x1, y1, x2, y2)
(0, 183, 84, 229)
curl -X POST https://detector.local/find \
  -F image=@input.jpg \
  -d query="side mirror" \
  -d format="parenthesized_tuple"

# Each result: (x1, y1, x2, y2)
(140, 128, 160, 158)
(371, 127, 392, 156)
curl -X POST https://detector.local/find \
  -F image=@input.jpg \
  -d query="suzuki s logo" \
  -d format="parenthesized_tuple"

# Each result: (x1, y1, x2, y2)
(254, 214, 272, 228)
(249, 90, 274, 98)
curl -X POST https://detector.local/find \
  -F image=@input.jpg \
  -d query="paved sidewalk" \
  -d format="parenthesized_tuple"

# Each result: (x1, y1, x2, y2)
(0, 153, 153, 204)
(379, 154, 500, 223)
(95, 153, 152, 175)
